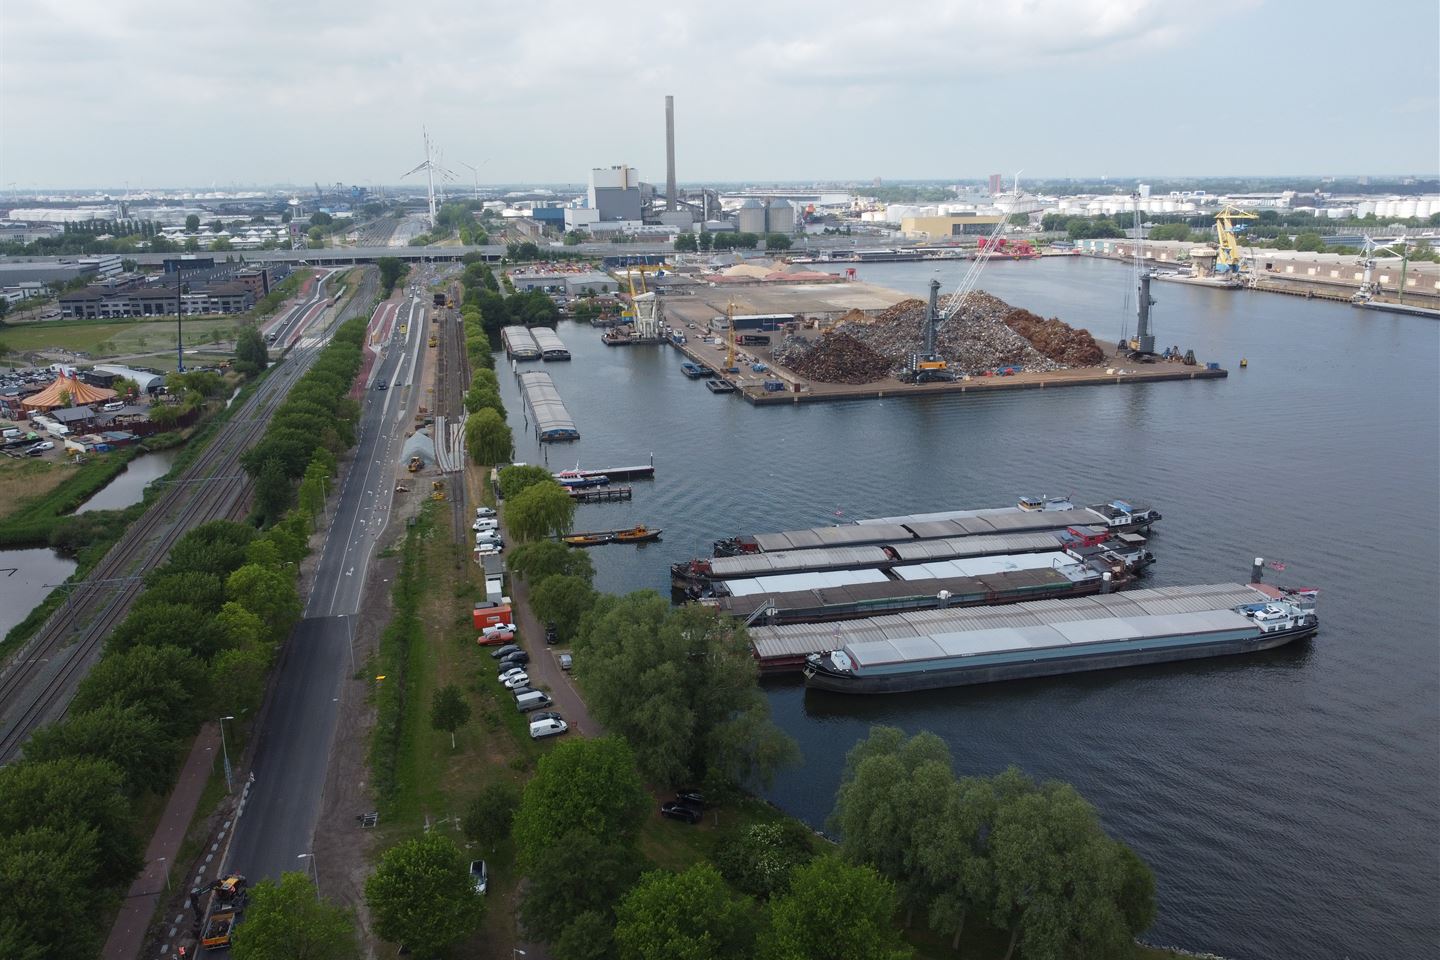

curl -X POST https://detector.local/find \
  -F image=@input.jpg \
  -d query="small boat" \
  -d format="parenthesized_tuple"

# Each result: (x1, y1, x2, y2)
(563, 525, 663, 547)
(680, 361, 713, 379)
(705, 378, 736, 393)
(556, 473, 610, 488)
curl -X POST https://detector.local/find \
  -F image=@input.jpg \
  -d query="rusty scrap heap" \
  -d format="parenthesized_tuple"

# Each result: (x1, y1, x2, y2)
(775, 291, 1104, 383)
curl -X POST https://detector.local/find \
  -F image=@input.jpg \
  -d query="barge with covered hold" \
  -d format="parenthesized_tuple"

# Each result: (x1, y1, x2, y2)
(712, 496, 1160, 557)
(802, 577, 1318, 693)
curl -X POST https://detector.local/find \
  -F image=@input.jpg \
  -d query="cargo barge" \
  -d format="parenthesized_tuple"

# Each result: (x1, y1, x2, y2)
(672, 527, 1152, 596)
(713, 496, 1160, 557)
(703, 550, 1137, 636)
(501, 325, 542, 360)
(802, 579, 1318, 693)
(530, 326, 571, 361)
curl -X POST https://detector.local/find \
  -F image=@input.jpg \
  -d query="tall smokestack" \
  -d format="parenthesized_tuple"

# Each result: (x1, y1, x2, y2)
(665, 95, 677, 210)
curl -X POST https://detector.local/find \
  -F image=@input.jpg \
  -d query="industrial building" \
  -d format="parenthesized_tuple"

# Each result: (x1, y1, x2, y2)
(734, 198, 795, 235)
(588, 165, 643, 223)
(900, 213, 1005, 240)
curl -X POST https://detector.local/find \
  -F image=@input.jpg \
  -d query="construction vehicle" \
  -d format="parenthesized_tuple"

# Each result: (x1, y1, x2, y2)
(1123, 196, 1157, 359)
(1214, 205, 1259, 274)
(200, 875, 248, 950)
(899, 280, 958, 383)
(723, 302, 740, 373)
(432, 480, 446, 501)
(428, 334, 438, 348)
(408, 455, 423, 473)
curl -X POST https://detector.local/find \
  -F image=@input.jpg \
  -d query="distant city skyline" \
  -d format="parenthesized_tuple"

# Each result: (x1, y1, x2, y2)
(2, 0, 1437, 189)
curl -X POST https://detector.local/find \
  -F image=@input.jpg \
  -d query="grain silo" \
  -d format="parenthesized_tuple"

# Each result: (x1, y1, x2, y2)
(736, 197, 766, 234)
(766, 199, 795, 234)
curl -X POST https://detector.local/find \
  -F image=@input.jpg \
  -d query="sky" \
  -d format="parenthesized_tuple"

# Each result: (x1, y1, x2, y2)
(2, 0, 1437, 189)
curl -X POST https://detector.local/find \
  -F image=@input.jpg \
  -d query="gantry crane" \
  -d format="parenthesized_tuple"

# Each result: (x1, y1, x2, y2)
(1354, 235, 1412, 303)
(1214, 205, 1259, 274)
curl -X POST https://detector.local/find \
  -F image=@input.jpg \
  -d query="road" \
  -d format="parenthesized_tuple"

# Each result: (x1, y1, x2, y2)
(224, 276, 432, 883)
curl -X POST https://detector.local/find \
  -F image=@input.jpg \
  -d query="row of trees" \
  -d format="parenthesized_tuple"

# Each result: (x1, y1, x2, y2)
(376, 256, 408, 296)
(0, 517, 307, 956)
(831, 727, 1156, 959)
(673, 231, 795, 253)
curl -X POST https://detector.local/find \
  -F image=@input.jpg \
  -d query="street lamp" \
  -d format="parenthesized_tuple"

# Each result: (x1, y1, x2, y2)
(217, 716, 235, 793)
(297, 853, 319, 898)
(157, 856, 171, 891)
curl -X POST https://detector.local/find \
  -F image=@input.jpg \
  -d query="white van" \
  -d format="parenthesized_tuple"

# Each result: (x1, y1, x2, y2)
(529, 717, 568, 740)
(515, 691, 553, 713)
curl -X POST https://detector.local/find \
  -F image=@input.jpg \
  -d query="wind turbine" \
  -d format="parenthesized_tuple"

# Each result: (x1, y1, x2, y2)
(460, 158, 490, 202)
(401, 128, 457, 229)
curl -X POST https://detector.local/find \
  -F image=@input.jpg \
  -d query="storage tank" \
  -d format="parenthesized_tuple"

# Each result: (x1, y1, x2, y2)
(1416, 200, 1433, 219)
(736, 198, 766, 234)
(766, 199, 795, 234)
(1397, 200, 1417, 218)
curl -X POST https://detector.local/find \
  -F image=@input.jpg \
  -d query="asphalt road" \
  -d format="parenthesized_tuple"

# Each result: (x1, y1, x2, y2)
(225, 281, 430, 883)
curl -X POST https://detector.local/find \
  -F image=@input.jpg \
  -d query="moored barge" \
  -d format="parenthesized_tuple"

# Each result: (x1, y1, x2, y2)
(803, 581, 1317, 693)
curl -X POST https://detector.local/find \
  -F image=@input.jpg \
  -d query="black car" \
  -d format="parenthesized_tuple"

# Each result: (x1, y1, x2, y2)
(674, 790, 706, 809)
(489, 644, 520, 660)
(375, 379, 388, 390)
(660, 801, 702, 824)
(544, 623, 559, 645)
(499, 651, 530, 667)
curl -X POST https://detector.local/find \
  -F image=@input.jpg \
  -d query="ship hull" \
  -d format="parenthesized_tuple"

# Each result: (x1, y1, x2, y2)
(803, 624, 1317, 694)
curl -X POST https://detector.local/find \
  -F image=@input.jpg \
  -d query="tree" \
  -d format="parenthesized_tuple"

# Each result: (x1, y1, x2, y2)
(210, 237, 234, 252)
(185, 214, 201, 232)
(614, 863, 756, 960)
(1149, 223, 1192, 242)
(231, 871, 359, 960)
(462, 781, 521, 850)
(507, 539, 594, 585)
(225, 563, 302, 640)
(430, 684, 471, 749)
(760, 858, 911, 960)
(70, 644, 208, 737)
(988, 775, 1155, 960)
(365, 833, 482, 959)
(674, 232, 698, 252)
(236, 325, 269, 373)
(764, 233, 792, 251)
(830, 727, 954, 927)
(1294, 232, 1326, 252)
(578, 594, 797, 790)
(209, 642, 272, 719)
(252, 456, 293, 525)
(25, 703, 178, 797)
(713, 820, 815, 900)
(465, 408, 513, 465)
(530, 575, 597, 641)
(1007, 212, 1031, 227)
(512, 737, 650, 868)
(497, 463, 553, 499)
(309, 211, 334, 228)
(505, 480, 576, 542)
(0, 757, 140, 880)
(0, 826, 104, 960)
(554, 910, 618, 960)
(376, 257, 408, 295)
(520, 830, 646, 942)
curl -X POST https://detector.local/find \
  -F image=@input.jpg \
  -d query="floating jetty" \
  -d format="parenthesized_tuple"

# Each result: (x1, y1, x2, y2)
(517, 370, 578, 441)
(800, 580, 1319, 692)
(714, 497, 1160, 556)
(531, 326, 571, 360)
(502, 325, 541, 360)
(569, 485, 633, 503)
(554, 462, 655, 483)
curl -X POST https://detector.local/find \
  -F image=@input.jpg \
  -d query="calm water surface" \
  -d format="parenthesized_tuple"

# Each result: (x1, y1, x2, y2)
(494, 257, 1439, 959)
(0, 547, 76, 638)
(75, 448, 181, 513)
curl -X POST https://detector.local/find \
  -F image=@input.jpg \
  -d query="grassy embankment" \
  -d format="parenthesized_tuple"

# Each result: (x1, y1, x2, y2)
(370, 507, 1190, 960)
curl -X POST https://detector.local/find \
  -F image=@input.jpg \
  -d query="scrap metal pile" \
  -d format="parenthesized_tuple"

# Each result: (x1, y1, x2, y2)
(774, 292, 1103, 383)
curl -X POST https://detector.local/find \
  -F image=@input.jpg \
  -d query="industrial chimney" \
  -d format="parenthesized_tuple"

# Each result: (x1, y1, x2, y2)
(665, 95, 677, 210)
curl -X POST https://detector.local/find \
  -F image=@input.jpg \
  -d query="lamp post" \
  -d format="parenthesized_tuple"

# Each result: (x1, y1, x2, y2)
(297, 853, 319, 898)
(217, 716, 235, 793)
(157, 856, 171, 891)
(174, 265, 187, 373)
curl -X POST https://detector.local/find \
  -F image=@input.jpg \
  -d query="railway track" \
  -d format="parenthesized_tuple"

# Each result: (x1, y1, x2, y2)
(0, 270, 378, 762)
(438, 277, 470, 539)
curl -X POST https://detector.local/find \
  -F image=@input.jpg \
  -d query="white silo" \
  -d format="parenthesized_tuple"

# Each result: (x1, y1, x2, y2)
(736, 198, 766, 234)
(1398, 200, 1417, 218)
(766, 199, 795, 234)
(1416, 200, 1433, 219)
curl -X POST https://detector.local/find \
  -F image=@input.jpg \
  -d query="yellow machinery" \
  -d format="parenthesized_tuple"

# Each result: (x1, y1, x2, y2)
(725, 302, 738, 372)
(1215, 206, 1259, 274)
(408, 456, 423, 473)
(619, 265, 666, 324)
(431, 480, 445, 501)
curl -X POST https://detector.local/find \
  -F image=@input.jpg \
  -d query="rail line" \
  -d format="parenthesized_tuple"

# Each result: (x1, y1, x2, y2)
(0, 270, 378, 762)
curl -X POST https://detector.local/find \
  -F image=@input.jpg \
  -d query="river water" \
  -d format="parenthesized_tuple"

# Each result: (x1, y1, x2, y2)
(493, 256, 1439, 959)
(75, 448, 182, 513)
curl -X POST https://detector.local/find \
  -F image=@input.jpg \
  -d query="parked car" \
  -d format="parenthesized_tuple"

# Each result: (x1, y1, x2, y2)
(508, 686, 535, 699)
(489, 643, 521, 659)
(481, 623, 517, 642)
(544, 623, 559, 645)
(27, 441, 54, 452)
(499, 650, 530, 668)
(473, 519, 499, 532)
(475, 506, 496, 519)
(558, 654, 573, 672)
(674, 790, 706, 808)
(469, 859, 488, 896)
(529, 711, 562, 723)
(529, 717, 568, 740)
(660, 801, 702, 824)
(502, 672, 530, 691)
(497, 666, 527, 685)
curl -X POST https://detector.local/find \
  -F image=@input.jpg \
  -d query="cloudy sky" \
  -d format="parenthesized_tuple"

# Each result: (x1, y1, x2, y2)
(3, 0, 1437, 189)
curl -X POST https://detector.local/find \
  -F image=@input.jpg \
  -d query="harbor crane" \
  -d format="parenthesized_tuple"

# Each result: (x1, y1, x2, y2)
(1214, 205, 1259, 274)
(1353, 235, 1412, 303)
(905, 172, 1020, 382)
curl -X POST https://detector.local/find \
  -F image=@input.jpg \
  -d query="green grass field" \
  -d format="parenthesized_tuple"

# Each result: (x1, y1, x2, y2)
(0, 316, 240, 359)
